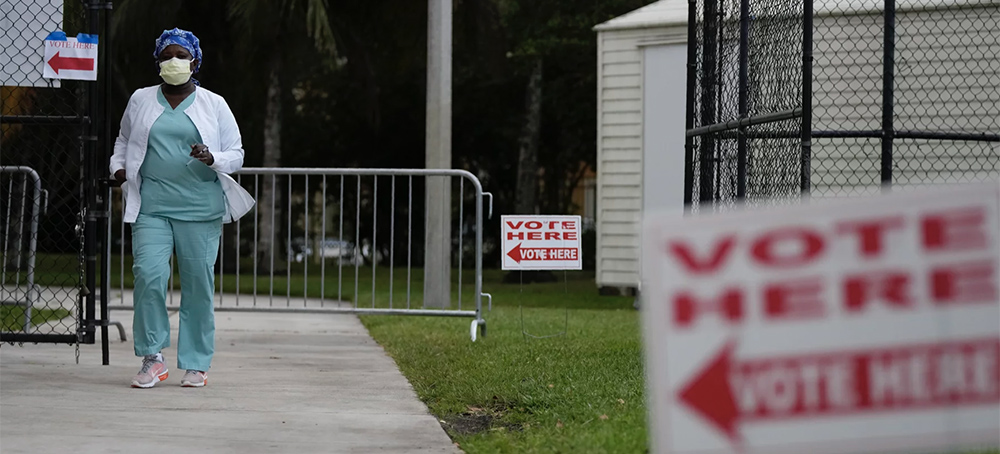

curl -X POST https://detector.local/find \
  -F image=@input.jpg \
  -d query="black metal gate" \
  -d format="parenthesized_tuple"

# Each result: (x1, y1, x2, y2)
(1, 0, 114, 363)
(685, 0, 1000, 209)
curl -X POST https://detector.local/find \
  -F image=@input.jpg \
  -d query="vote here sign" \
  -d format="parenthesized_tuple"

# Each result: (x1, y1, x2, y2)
(501, 215, 582, 271)
(641, 182, 1000, 454)
(42, 31, 98, 81)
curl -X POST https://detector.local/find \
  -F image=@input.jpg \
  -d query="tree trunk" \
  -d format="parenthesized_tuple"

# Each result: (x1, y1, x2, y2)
(256, 56, 285, 272)
(515, 58, 542, 215)
(509, 58, 553, 283)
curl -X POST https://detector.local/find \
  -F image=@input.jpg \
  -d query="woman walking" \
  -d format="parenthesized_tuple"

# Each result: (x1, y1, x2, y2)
(110, 28, 252, 388)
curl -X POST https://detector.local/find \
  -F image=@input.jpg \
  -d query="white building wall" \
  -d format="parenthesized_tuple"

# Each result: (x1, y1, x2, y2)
(596, 25, 687, 288)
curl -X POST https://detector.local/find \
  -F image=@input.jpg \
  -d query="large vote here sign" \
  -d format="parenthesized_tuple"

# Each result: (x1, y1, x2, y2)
(641, 183, 1000, 454)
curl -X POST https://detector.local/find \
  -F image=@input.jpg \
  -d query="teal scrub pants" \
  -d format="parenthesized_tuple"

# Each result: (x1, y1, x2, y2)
(131, 213, 221, 371)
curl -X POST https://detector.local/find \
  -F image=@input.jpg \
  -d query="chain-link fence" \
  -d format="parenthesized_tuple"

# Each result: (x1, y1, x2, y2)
(686, 0, 807, 210)
(685, 0, 1000, 209)
(2, 0, 111, 349)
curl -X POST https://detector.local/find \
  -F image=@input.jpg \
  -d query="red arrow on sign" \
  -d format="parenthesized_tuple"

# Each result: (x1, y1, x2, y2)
(678, 338, 1000, 447)
(47, 52, 95, 74)
(507, 243, 524, 263)
(678, 341, 742, 442)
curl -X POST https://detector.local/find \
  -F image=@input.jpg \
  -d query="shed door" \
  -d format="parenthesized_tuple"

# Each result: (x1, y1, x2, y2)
(642, 43, 687, 216)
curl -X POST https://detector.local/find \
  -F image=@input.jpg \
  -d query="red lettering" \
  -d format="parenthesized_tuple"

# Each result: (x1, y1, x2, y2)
(673, 288, 744, 328)
(843, 271, 913, 312)
(526, 221, 542, 229)
(931, 260, 997, 305)
(564, 232, 577, 241)
(545, 232, 560, 240)
(506, 221, 524, 230)
(506, 232, 525, 240)
(923, 207, 988, 252)
(751, 228, 825, 268)
(563, 221, 575, 229)
(835, 216, 904, 258)
(763, 277, 825, 321)
(669, 236, 736, 274)
(549, 221, 559, 229)
(527, 231, 542, 240)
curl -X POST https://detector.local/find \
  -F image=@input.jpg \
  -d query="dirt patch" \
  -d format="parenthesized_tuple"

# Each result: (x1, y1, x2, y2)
(441, 403, 524, 436)
(444, 413, 493, 435)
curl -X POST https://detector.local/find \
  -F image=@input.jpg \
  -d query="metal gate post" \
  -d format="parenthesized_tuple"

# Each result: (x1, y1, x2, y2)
(880, 0, 896, 190)
(78, 0, 114, 363)
(801, 0, 814, 195)
(698, 0, 719, 206)
(683, 0, 698, 209)
(737, 0, 750, 200)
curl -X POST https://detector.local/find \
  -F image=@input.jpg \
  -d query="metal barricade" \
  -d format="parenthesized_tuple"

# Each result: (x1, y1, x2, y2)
(110, 168, 493, 339)
(1, 166, 45, 333)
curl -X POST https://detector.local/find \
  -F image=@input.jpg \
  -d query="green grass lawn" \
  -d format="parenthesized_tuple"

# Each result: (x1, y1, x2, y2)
(361, 272, 645, 453)
(0, 305, 72, 332)
(3, 254, 76, 331)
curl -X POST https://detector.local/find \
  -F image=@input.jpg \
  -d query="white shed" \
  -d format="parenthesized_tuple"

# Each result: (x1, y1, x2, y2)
(594, 0, 690, 291)
(593, 0, 999, 291)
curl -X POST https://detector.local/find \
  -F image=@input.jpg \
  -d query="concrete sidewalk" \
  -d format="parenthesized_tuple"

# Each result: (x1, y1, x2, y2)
(0, 310, 460, 454)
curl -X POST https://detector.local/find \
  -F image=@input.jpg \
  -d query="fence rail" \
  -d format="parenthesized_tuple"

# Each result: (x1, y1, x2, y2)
(110, 167, 493, 340)
(1, 166, 43, 332)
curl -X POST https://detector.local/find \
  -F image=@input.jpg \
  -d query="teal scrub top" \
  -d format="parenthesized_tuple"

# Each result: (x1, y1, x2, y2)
(139, 88, 225, 221)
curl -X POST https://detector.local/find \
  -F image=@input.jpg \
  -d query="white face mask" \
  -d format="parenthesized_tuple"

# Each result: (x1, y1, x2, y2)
(159, 57, 193, 85)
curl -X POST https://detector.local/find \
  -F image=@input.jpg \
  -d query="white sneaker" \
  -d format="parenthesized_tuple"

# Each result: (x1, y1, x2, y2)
(180, 370, 208, 388)
(131, 353, 168, 388)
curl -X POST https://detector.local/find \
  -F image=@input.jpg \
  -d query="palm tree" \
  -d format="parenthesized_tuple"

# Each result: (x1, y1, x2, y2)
(227, 0, 338, 270)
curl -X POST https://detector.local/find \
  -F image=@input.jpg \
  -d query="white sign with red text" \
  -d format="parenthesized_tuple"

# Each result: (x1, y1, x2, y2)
(502, 215, 582, 270)
(42, 31, 98, 81)
(641, 183, 1000, 454)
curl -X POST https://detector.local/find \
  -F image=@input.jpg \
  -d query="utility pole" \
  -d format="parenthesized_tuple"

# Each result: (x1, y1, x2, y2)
(424, 0, 452, 308)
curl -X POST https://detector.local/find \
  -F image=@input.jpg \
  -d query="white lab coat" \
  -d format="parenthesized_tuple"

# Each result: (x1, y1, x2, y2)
(110, 85, 254, 223)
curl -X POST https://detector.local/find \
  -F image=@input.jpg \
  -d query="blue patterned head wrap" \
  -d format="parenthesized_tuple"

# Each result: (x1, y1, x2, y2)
(153, 28, 202, 74)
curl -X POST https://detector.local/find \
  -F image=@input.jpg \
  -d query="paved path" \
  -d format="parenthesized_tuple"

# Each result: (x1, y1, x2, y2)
(0, 310, 459, 453)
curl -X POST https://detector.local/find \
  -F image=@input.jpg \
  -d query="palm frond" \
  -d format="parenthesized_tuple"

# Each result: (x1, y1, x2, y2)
(305, 0, 337, 55)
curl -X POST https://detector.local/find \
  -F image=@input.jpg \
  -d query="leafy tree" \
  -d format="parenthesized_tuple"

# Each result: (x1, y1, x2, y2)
(498, 0, 654, 216)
